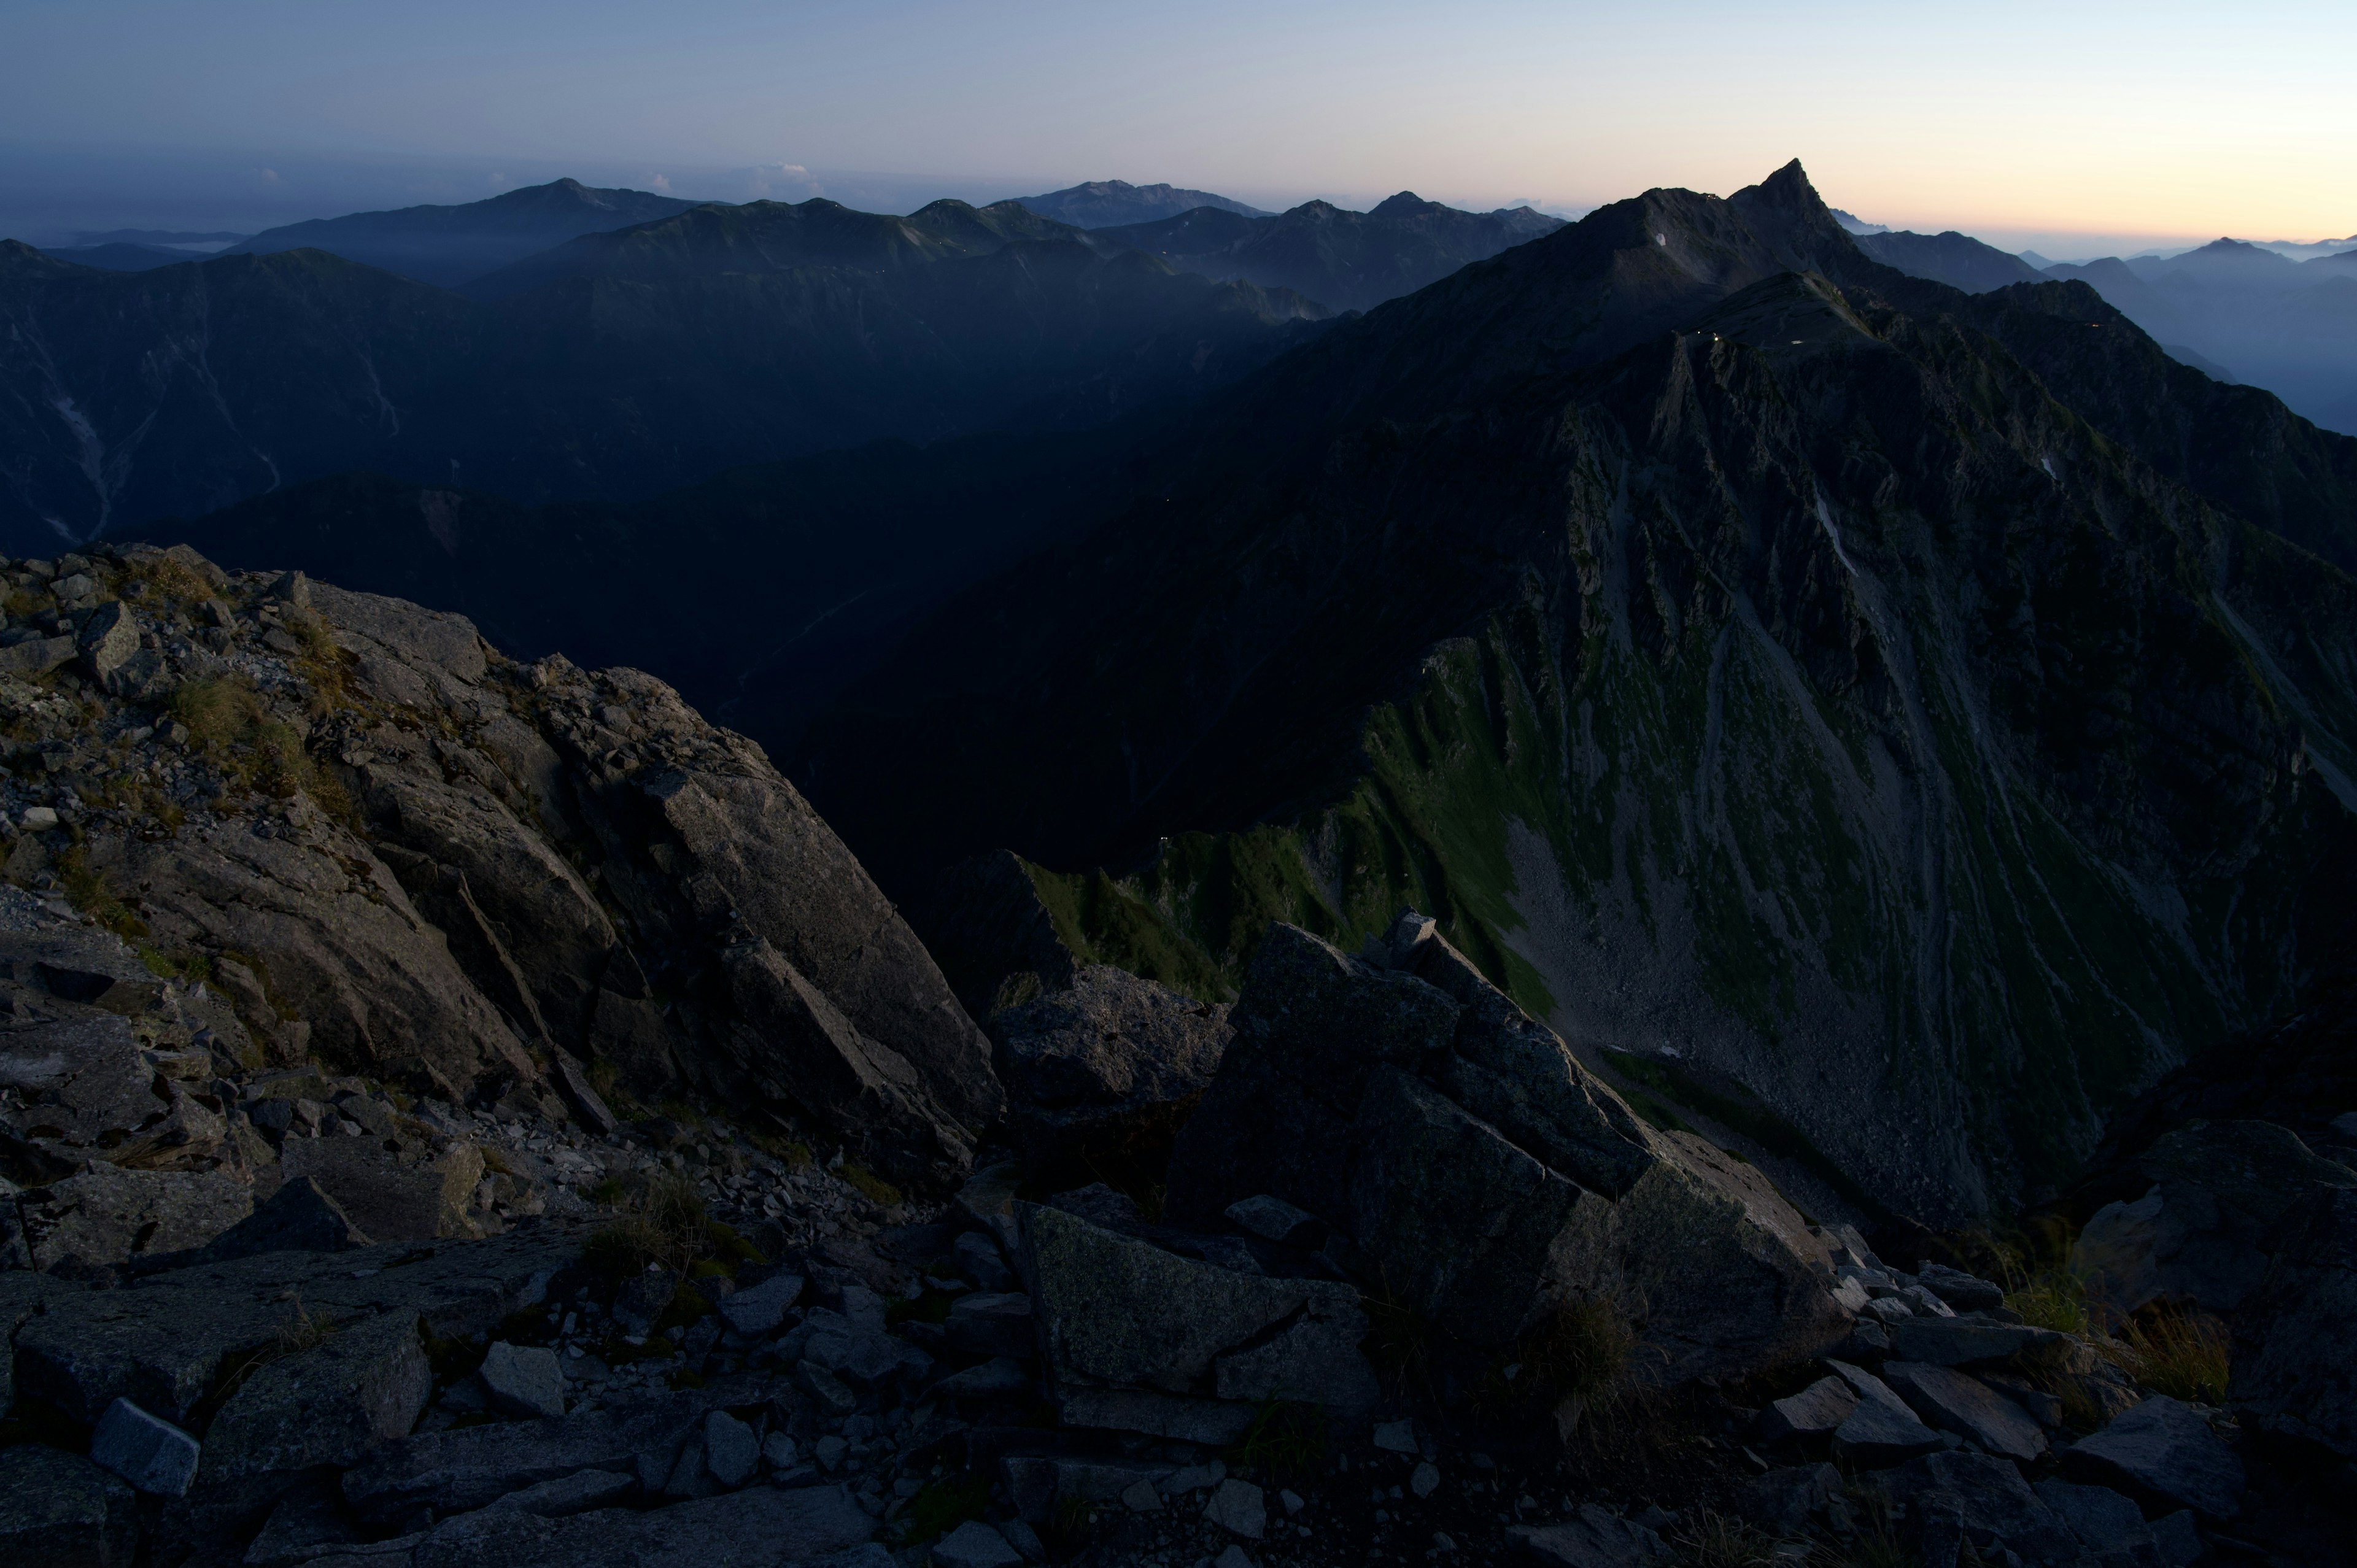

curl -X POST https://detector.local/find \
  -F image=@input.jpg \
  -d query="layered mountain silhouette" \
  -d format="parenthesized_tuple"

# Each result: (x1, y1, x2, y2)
(784, 162, 2357, 1226)
(0, 204, 1326, 549)
(1854, 229, 2042, 292)
(217, 177, 702, 286)
(1016, 179, 1268, 228)
(1093, 191, 1565, 312)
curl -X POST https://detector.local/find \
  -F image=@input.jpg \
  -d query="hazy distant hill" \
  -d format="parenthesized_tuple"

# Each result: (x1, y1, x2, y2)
(219, 177, 702, 287)
(1094, 191, 1563, 312)
(0, 200, 1329, 547)
(1016, 179, 1267, 228)
(37, 242, 193, 272)
(2046, 238, 2357, 434)
(1854, 230, 2042, 292)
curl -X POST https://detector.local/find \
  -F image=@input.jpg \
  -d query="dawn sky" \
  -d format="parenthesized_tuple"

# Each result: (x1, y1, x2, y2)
(4, 0, 2352, 250)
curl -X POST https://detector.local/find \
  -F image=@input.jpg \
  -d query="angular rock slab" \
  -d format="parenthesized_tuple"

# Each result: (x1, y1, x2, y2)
(1874, 1451, 2078, 1566)
(343, 1390, 715, 1525)
(480, 1341, 566, 1419)
(1883, 1361, 2047, 1461)
(2061, 1395, 2244, 1521)
(1019, 1202, 1376, 1412)
(196, 1309, 433, 1527)
(933, 1519, 1024, 1568)
(401, 1481, 874, 1567)
(2231, 1184, 2357, 1462)
(17, 1162, 252, 1273)
(1827, 1361, 1946, 1466)
(90, 1397, 201, 1496)
(1758, 1375, 1857, 1442)
(0, 1443, 139, 1567)
(1509, 1504, 1671, 1567)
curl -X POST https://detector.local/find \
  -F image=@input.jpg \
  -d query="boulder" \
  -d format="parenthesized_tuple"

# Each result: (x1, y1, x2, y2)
(1018, 1202, 1377, 1418)
(1736, 1463, 1841, 1532)
(1886, 1314, 2052, 1367)
(1881, 1361, 2048, 1462)
(391, 1480, 875, 1567)
(1201, 1477, 1266, 1539)
(1915, 1262, 2006, 1312)
(13, 1161, 252, 1272)
(178, 1175, 369, 1266)
(90, 1396, 202, 1496)
(714, 1270, 803, 1337)
(343, 1390, 715, 1525)
(2230, 1184, 2357, 1462)
(2034, 1480, 2156, 1560)
(2060, 1395, 2244, 1521)
(1757, 1375, 1857, 1442)
(479, 1342, 566, 1419)
(1871, 1451, 2079, 1566)
(934, 1519, 1024, 1568)
(703, 1410, 759, 1487)
(1509, 1504, 1672, 1568)
(2072, 1121, 2356, 1316)
(1825, 1361, 1946, 1466)
(194, 1309, 433, 1527)
(945, 1291, 1037, 1362)
(0, 1014, 196, 1171)
(1054, 1388, 1259, 1446)
(1164, 917, 1849, 1380)
(0, 1443, 139, 1567)
(279, 1133, 485, 1242)
(990, 965, 1229, 1183)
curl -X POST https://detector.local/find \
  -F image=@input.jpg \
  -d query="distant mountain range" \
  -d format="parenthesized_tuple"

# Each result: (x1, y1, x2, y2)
(217, 177, 702, 286)
(4, 179, 1574, 545)
(1015, 179, 1268, 228)
(1093, 191, 1564, 313)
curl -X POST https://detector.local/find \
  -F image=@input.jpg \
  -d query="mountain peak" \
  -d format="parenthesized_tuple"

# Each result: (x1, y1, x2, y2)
(1371, 191, 1438, 217)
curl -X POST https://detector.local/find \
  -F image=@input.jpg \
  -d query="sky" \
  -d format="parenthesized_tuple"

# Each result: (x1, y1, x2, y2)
(3, 0, 2353, 257)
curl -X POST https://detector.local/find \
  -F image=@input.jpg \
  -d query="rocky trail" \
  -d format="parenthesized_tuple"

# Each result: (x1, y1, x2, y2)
(0, 543, 2350, 1567)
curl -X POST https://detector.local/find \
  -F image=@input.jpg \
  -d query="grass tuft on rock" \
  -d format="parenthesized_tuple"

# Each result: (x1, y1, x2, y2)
(2115, 1304, 2232, 1404)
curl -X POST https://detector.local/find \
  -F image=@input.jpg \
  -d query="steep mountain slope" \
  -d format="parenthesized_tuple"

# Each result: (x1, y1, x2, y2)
(1094, 191, 1565, 311)
(0, 223, 1328, 551)
(797, 163, 2357, 1226)
(1016, 179, 1268, 227)
(1855, 229, 2042, 292)
(220, 177, 702, 286)
(129, 425, 1134, 747)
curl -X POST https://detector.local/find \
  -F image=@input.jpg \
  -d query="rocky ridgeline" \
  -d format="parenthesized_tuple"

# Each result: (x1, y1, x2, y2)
(0, 545, 2344, 1567)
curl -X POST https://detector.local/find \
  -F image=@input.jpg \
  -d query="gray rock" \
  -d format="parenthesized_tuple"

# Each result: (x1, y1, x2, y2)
(279, 1135, 485, 1243)
(932, 1357, 1031, 1399)
(0, 1443, 139, 1567)
(715, 1271, 803, 1337)
(243, 1479, 360, 1566)
(0, 1271, 63, 1412)
(796, 1361, 859, 1416)
(1887, 1314, 2051, 1367)
(1225, 1194, 1325, 1248)
(663, 1435, 718, 1500)
(1410, 1461, 1440, 1498)
(1202, 1477, 1266, 1539)
(2061, 1396, 2244, 1521)
(999, 1518, 1047, 1562)
(1213, 1549, 1256, 1568)
(1509, 1504, 1671, 1567)
(1372, 1419, 1419, 1453)
(1002, 1456, 1174, 1522)
(1043, 1181, 1142, 1229)
(1916, 1262, 2006, 1312)
(483, 1469, 637, 1516)
(2150, 1510, 2205, 1568)
(2073, 1121, 2356, 1316)
(1121, 1478, 1163, 1512)
(2034, 1479, 2154, 1557)
(2230, 1183, 2357, 1461)
(400, 1478, 874, 1567)
(761, 1432, 798, 1470)
(198, 1310, 433, 1527)
(1758, 1375, 1857, 1442)
(1163, 920, 1847, 1379)
(1161, 1460, 1228, 1494)
(548, 1054, 617, 1136)
(703, 1410, 759, 1487)
(1827, 1361, 1947, 1467)
(1053, 1388, 1258, 1445)
(479, 1342, 566, 1419)
(90, 1396, 201, 1496)
(1874, 1451, 2078, 1566)
(183, 1175, 370, 1266)
(1882, 1361, 2048, 1461)
(16, 1162, 252, 1272)
(954, 1230, 1015, 1293)
(1736, 1463, 1841, 1531)
(1019, 1202, 1374, 1412)
(945, 1290, 1037, 1361)
(991, 965, 1229, 1183)
(934, 1519, 1024, 1568)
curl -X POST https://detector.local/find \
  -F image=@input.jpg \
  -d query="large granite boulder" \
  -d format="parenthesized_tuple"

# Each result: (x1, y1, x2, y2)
(12, 1162, 252, 1273)
(992, 965, 1229, 1185)
(1165, 915, 1852, 1381)
(0, 1443, 139, 1567)
(2072, 1120, 2357, 1316)
(2231, 1183, 2357, 1464)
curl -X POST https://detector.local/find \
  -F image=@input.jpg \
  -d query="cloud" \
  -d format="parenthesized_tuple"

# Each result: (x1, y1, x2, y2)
(648, 173, 672, 191)
(488, 171, 508, 187)
(746, 162, 822, 200)
(257, 168, 282, 185)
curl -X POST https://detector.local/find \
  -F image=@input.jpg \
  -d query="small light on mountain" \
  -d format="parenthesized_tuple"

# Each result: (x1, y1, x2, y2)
(1655, 233, 1667, 246)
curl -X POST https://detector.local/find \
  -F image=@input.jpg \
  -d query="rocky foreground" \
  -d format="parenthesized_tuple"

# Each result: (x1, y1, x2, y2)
(1, 543, 2352, 1567)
